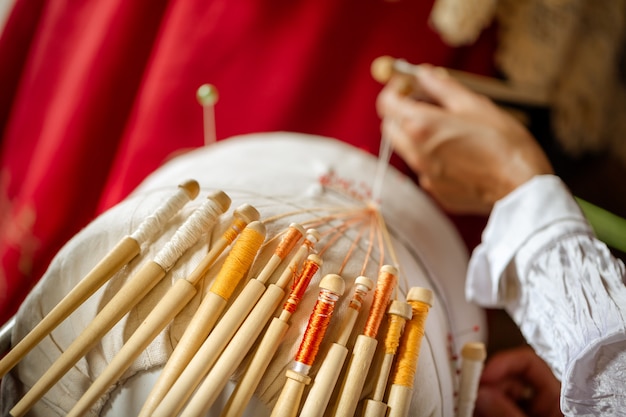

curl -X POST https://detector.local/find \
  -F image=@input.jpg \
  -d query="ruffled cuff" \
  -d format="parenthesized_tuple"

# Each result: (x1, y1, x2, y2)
(465, 175, 589, 306)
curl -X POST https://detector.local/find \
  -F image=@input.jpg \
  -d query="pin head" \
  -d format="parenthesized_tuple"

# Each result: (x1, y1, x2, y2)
(196, 84, 219, 106)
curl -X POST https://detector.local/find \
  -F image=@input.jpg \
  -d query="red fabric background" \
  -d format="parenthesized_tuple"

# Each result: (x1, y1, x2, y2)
(0, 0, 498, 323)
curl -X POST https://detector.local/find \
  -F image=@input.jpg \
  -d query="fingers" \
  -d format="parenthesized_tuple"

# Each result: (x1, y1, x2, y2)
(475, 386, 529, 417)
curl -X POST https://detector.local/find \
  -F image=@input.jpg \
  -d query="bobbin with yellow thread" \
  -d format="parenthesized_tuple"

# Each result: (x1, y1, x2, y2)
(11, 190, 231, 417)
(222, 254, 324, 417)
(163, 222, 304, 392)
(300, 275, 374, 417)
(68, 204, 261, 417)
(332, 264, 398, 417)
(362, 299, 413, 417)
(270, 274, 346, 417)
(386, 286, 434, 417)
(138, 203, 260, 417)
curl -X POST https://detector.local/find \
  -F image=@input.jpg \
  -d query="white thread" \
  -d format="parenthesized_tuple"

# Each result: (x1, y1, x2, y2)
(153, 198, 223, 270)
(130, 186, 194, 247)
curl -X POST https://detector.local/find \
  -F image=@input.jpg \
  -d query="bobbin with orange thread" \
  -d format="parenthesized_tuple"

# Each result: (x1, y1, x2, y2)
(300, 275, 374, 417)
(332, 265, 398, 417)
(386, 287, 434, 417)
(270, 274, 346, 417)
(362, 300, 413, 417)
(221, 254, 324, 417)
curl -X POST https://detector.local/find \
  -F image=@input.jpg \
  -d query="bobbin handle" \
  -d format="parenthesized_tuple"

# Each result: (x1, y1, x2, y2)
(66, 279, 197, 417)
(0, 235, 140, 379)
(456, 342, 486, 417)
(299, 342, 349, 417)
(270, 370, 311, 417)
(332, 334, 378, 417)
(386, 385, 413, 417)
(221, 317, 290, 417)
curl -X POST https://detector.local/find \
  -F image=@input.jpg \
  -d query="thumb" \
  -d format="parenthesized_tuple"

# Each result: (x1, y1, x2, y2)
(414, 64, 487, 113)
(475, 386, 529, 417)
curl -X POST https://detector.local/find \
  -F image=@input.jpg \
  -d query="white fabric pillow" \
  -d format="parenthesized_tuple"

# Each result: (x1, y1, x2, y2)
(2, 132, 485, 416)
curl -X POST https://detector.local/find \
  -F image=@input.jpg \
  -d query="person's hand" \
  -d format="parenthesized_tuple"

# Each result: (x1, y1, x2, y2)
(375, 65, 554, 215)
(475, 345, 563, 417)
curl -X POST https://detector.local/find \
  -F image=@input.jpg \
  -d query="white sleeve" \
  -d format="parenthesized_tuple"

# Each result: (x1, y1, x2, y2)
(466, 175, 626, 416)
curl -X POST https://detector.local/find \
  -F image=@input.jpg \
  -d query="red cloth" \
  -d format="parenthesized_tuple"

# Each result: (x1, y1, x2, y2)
(0, 0, 497, 323)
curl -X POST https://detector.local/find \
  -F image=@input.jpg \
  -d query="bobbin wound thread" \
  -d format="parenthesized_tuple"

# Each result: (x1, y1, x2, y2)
(332, 265, 398, 417)
(271, 274, 345, 417)
(386, 287, 434, 417)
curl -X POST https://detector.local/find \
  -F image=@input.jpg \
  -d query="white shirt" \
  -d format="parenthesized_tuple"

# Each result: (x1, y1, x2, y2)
(466, 175, 626, 416)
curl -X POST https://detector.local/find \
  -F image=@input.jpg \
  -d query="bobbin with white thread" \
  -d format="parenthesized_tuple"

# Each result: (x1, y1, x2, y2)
(137, 203, 260, 417)
(221, 253, 324, 417)
(299, 275, 374, 417)
(456, 342, 486, 417)
(10, 190, 230, 417)
(0, 179, 200, 380)
(68, 203, 260, 417)
(147, 220, 266, 417)
(269, 274, 346, 417)
(331, 265, 398, 417)
(386, 287, 434, 417)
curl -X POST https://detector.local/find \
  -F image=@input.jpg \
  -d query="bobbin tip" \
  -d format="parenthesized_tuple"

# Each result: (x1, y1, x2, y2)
(307, 253, 323, 267)
(178, 179, 201, 199)
(407, 286, 433, 307)
(246, 220, 266, 236)
(207, 190, 231, 213)
(196, 83, 219, 106)
(388, 299, 413, 320)
(305, 228, 321, 243)
(319, 274, 345, 296)
(380, 264, 398, 277)
(355, 275, 374, 291)
(234, 203, 261, 224)
(461, 342, 487, 362)
(371, 55, 395, 84)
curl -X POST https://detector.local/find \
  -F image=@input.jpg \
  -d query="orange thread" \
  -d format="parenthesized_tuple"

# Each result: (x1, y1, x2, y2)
(283, 258, 321, 314)
(363, 268, 397, 338)
(294, 289, 340, 367)
(391, 300, 430, 387)
(348, 285, 368, 312)
(210, 225, 265, 300)
(274, 225, 303, 259)
(222, 217, 248, 245)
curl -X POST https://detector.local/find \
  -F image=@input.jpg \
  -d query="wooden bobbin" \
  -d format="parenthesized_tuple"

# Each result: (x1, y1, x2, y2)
(386, 287, 434, 417)
(143, 221, 265, 417)
(0, 179, 199, 380)
(68, 204, 261, 416)
(177, 261, 331, 417)
(456, 342, 486, 417)
(138, 204, 259, 417)
(221, 255, 325, 417)
(10, 191, 230, 417)
(267, 274, 345, 417)
(332, 265, 397, 417)
(362, 300, 413, 417)
(299, 276, 374, 417)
